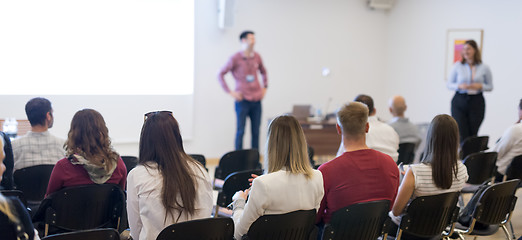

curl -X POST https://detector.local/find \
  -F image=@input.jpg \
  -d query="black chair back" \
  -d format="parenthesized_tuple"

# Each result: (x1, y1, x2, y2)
(35, 184, 125, 236)
(460, 136, 489, 159)
(397, 142, 416, 165)
(121, 156, 138, 174)
(244, 209, 317, 240)
(217, 169, 264, 209)
(0, 190, 28, 207)
(505, 155, 522, 182)
(156, 217, 234, 240)
(13, 164, 54, 203)
(472, 179, 520, 226)
(189, 154, 208, 172)
(322, 200, 390, 240)
(397, 192, 460, 239)
(214, 149, 261, 181)
(41, 228, 120, 240)
(463, 152, 497, 184)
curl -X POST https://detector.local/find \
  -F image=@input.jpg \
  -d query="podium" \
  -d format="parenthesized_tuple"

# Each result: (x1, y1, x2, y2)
(300, 120, 340, 156)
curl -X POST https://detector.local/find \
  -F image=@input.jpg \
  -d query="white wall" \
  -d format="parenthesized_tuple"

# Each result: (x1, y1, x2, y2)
(383, 0, 522, 144)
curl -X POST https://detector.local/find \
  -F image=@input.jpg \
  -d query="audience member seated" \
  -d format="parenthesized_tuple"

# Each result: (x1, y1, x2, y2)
(0, 136, 40, 239)
(389, 114, 468, 239)
(231, 115, 324, 240)
(388, 95, 421, 145)
(318, 102, 399, 225)
(12, 97, 65, 171)
(491, 98, 522, 180)
(0, 131, 14, 190)
(337, 94, 400, 161)
(45, 109, 127, 196)
(126, 111, 213, 240)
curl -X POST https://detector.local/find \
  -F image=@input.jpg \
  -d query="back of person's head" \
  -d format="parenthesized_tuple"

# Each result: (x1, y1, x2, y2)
(354, 94, 375, 115)
(336, 102, 369, 138)
(421, 114, 460, 189)
(519, 98, 522, 110)
(65, 109, 118, 170)
(460, 39, 482, 64)
(265, 115, 313, 178)
(139, 111, 198, 217)
(25, 97, 52, 127)
(389, 95, 407, 116)
(239, 30, 254, 41)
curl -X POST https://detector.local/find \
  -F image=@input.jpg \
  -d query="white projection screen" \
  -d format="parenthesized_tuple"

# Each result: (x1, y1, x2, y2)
(0, 0, 194, 142)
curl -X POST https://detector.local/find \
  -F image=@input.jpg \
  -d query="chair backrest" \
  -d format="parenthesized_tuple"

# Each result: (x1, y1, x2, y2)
(505, 155, 522, 182)
(245, 209, 317, 240)
(41, 228, 120, 240)
(13, 164, 55, 202)
(463, 151, 498, 184)
(460, 136, 489, 159)
(215, 149, 261, 180)
(398, 192, 460, 238)
(322, 200, 390, 240)
(217, 169, 264, 208)
(397, 142, 416, 165)
(189, 154, 208, 172)
(39, 184, 125, 236)
(0, 190, 28, 207)
(121, 156, 138, 174)
(471, 179, 520, 226)
(156, 217, 234, 240)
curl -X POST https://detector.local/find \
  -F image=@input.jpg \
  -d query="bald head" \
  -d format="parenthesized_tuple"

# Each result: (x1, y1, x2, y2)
(389, 95, 407, 117)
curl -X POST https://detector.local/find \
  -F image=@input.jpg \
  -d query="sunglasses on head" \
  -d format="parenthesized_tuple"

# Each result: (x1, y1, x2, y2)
(144, 111, 173, 121)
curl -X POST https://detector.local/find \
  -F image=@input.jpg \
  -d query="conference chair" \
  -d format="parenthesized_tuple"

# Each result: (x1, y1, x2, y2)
(453, 179, 520, 240)
(243, 209, 317, 240)
(41, 228, 120, 240)
(213, 149, 261, 189)
(214, 169, 263, 218)
(393, 192, 460, 240)
(0, 190, 28, 208)
(321, 200, 391, 240)
(459, 136, 489, 160)
(189, 154, 208, 172)
(156, 217, 234, 240)
(13, 164, 54, 212)
(460, 152, 498, 195)
(34, 184, 125, 237)
(397, 142, 416, 165)
(503, 154, 522, 183)
(121, 156, 138, 174)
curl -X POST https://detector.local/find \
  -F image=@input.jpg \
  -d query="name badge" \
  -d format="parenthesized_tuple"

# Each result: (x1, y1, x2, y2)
(246, 74, 255, 82)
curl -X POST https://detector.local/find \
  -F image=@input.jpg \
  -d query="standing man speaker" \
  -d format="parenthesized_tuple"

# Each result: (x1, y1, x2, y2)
(218, 30, 268, 150)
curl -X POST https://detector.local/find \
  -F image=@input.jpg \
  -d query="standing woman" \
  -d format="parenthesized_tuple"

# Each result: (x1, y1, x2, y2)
(231, 115, 324, 240)
(447, 39, 493, 143)
(46, 109, 127, 196)
(126, 111, 213, 240)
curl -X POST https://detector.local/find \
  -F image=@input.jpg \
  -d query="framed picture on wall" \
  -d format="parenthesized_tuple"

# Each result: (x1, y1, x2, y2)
(445, 29, 483, 80)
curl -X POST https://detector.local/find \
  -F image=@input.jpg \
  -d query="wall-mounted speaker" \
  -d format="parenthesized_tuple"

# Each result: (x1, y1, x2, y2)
(218, 0, 236, 29)
(368, 0, 395, 10)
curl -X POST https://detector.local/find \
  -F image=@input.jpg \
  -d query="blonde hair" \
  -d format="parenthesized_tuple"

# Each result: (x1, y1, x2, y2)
(336, 102, 369, 136)
(264, 115, 313, 178)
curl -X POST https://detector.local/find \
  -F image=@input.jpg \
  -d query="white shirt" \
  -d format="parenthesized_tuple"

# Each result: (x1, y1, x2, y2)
(126, 161, 213, 240)
(232, 169, 324, 240)
(491, 123, 522, 175)
(367, 116, 400, 161)
(12, 131, 65, 170)
(410, 162, 468, 197)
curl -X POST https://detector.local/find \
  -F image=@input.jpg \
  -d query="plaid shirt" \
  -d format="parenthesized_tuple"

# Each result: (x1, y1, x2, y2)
(12, 131, 65, 170)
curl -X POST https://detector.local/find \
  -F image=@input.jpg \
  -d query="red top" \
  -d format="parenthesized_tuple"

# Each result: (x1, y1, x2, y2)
(46, 157, 127, 196)
(316, 149, 400, 224)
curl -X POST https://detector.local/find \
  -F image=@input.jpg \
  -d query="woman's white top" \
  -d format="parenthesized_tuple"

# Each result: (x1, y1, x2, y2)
(127, 161, 213, 240)
(232, 169, 324, 240)
(410, 161, 468, 197)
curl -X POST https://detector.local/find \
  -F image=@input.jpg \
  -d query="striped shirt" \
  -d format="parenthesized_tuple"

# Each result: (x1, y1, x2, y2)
(12, 131, 65, 170)
(410, 161, 468, 197)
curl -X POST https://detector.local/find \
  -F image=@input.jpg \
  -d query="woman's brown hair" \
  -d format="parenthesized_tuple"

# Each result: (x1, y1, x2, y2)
(460, 39, 482, 65)
(64, 109, 119, 171)
(139, 111, 200, 222)
(421, 114, 460, 189)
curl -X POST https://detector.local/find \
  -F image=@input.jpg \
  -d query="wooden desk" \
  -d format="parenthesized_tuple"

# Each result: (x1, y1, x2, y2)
(300, 121, 340, 156)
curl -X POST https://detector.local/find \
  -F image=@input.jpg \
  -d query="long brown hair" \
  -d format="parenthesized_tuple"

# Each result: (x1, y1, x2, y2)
(139, 111, 199, 221)
(265, 115, 313, 178)
(421, 114, 460, 189)
(65, 109, 119, 171)
(460, 39, 482, 65)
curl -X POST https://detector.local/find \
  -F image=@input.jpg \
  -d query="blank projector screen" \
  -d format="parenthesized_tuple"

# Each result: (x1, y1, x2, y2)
(0, 0, 195, 142)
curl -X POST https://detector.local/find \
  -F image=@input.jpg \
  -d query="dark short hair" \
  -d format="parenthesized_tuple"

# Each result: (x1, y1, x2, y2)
(25, 97, 52, 126)
(519, 98, 522, 110)
(239, 30, 254, 41)
(354, 94, 374, 115)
